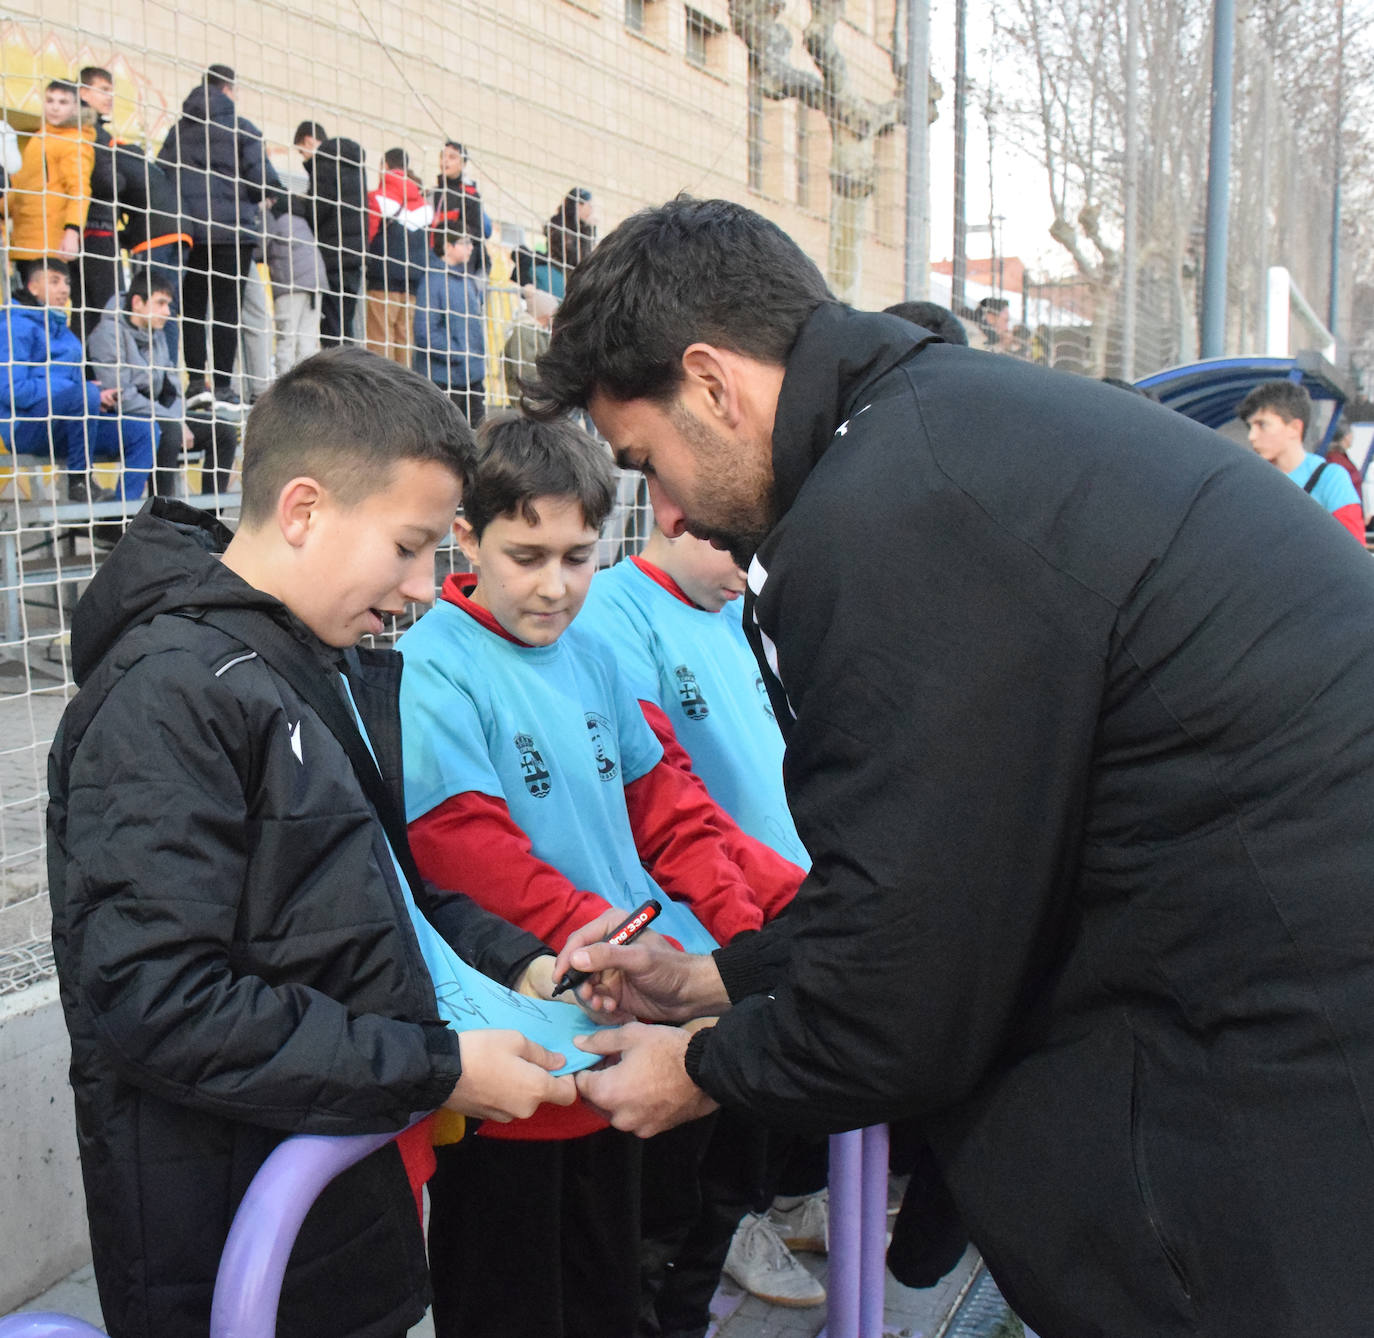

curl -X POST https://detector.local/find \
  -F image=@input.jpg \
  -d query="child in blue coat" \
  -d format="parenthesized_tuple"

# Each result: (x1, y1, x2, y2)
(413, 230, 486, 428)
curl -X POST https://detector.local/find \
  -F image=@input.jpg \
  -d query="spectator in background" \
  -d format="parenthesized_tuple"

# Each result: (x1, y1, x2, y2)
(71, 65, 119, 340)
(971, 296, 1010, 349)
(546, 187, 596, 281)
(157, 64, 282, 418)
(502, 284, 556, 399)
(1325, 416, 1364, 501)
(431, 140, 490, 276)
(1238, 381, 1365, 544)
(6, 80, 93, 276)
(414, 230, 485, 428)
(264, 199, 327, 375)
(87, 268, 193, 498)
(0, 117, 19, 194)
(0, 258, 154, 502)
(365, 147, 432, 365)
(293, 120, 367, 346)
(883, 299, 969, 347)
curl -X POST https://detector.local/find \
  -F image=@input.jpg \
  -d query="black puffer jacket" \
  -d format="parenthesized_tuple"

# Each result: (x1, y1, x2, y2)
(156, 84, 284, 246)
(687, 304, 1374, 1336)
(48, 500, 546, 1338)
(305, 136, 368, 278)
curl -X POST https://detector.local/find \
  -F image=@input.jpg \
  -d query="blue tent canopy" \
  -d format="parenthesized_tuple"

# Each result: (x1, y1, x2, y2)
(1136, 351, 1350, 450)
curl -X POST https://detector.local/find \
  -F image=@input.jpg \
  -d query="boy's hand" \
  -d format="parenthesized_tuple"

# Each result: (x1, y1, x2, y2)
(515, 954, 558, 1000)
(98, 386, 120, 412)
(444, 1029, 576, 1122)
(553, 915, 728, 1024)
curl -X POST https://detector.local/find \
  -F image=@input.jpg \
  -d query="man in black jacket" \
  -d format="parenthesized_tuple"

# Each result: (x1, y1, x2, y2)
(529, 198, 1374, 1337)
(48, 349, 576, 1338)
(294, 119, 368, 346)
(157, 65, 284, 416)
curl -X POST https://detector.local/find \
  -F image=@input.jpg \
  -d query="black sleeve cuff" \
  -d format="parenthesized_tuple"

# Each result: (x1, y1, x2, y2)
(712, 930, 784, 1003)
(684, 1027, 712, 1087)
(416, 1020, 464, 1109)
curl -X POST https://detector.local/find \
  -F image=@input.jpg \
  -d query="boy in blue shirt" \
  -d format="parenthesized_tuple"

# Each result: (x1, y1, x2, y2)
(413, 229, 486, 428)
(396, 412, 801, 1338)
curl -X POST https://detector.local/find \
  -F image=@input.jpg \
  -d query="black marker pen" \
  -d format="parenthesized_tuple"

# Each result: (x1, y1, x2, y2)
(551, 898, 662, 998)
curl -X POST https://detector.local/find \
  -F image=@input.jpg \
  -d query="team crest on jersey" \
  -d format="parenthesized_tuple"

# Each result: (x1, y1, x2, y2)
(513, 732, 552, 798)
(584, 712, 619, 781)
(754, 674, 775, 720)
(675, 665, 710, 721)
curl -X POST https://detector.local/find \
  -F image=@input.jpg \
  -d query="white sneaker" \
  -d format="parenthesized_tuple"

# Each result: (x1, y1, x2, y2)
(768, 1189, 829, 1254)
(722, 1212, 826, 1308)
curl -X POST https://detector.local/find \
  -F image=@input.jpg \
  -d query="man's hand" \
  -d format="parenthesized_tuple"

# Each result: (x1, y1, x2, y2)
(574, 1021, 719, 1137)
(444, 1029, 576, 1122)
(59, 229, 80, 257)
(182, 425, 196, 452)
(553, 913, 729, 1023)
(98, 386, 120, 412)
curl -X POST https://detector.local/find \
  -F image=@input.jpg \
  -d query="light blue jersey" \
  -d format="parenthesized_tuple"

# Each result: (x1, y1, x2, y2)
(397, 597, 717, 953)
(574, 558, 808, 868)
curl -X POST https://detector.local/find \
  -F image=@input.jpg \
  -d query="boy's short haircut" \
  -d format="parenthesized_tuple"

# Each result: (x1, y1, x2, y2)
(1237, 380, 1312, 435)
(125, 268, 176, 308)
(79, 66, 113, 87)
(441, 229, 474, 251)
(24, 256, 71, 284)
(463, 411, 615, 539)
(383, 147, 410, 173)
(46, 79, 79, 98)
(294, 119, 326, 145)
(205, 64, 235, 90)
(239, 348, 476, 526)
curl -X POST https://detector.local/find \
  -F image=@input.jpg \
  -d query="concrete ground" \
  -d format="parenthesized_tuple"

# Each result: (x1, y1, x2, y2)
(8, 1237, 990, 1338)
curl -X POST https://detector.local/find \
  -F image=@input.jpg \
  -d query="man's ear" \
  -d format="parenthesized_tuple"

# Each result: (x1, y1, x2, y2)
(454, 514, 480, 567)
(278, 477, 324, 549)
(680, 343, 740, 427)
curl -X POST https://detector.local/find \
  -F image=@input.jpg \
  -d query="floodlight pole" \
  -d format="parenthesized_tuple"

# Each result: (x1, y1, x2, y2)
(1200, 0, 1235, 358)
(1121, 0, 1139, 378)
(1328, 0, 1344, 339)
(903, 0, 931, 301)
(952, 0, 968, 313)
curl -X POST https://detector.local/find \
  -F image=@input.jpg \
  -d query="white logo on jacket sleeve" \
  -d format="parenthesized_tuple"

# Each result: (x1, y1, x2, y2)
(288, 720, 303, 764)
(746, 556, 796, 723)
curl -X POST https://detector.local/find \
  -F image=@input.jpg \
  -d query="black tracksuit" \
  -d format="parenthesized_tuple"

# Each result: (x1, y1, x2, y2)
(685, 303, 1374, 1336)
(47, 500, 547, 1338)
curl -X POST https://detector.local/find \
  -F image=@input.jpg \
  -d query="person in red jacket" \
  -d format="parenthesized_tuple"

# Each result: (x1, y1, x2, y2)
(397, 412, 802, 1338)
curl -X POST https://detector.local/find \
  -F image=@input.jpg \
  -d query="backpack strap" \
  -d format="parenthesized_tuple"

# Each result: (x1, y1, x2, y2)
(1304, 462, 1329, 495)
(199, 607, 428, 897)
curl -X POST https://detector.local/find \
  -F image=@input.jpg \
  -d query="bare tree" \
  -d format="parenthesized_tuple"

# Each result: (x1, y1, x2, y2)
(728, 0, 938, 301)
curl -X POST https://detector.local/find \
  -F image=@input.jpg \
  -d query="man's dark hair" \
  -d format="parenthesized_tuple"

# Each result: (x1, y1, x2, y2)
(294, 120, 326, 145)
(205, 64, 236, 91)
(1332, 415, 1353, 447)
(79, 66, 113, 88)
(523, 196, 832, 417)
(45, 79, 79, 98)
(977, 297, 1009, 315)
(883, 300, 968, 347)
(462, 411, 615, 539)
(240, 348, 475, 526)
(124, 268, 176, 309)
(382, 147, 410, 173)
(1237, 380, 1311, 436)
(444, 139, 467, 158)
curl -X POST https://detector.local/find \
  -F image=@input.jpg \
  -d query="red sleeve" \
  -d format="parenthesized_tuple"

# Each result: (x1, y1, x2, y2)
(638, 700, 804, 920)
(407, 792, 612, 953)
(1333, 502, 1366, 544)
(624, 760, 767, 944)
(366, 190, 380, 245)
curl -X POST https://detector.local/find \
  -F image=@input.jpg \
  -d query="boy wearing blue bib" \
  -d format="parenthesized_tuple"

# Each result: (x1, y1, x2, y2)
(397, 414, 798, 1338)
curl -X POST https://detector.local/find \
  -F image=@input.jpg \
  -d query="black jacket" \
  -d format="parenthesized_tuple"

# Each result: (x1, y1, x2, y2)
(48, 500, 546, 1338)
(156, 85, 284, 246)
(430, 173, 488, 274)
(687, 304, 1374, 1336)
(305, 136, 367, 279)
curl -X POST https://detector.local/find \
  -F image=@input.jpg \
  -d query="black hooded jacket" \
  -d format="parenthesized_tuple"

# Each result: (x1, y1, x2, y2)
(305, 136, 368, 279)
(47, 500, 546, 1338)
(156, 84, 284, 246)
(685, 304, 1374, 1336)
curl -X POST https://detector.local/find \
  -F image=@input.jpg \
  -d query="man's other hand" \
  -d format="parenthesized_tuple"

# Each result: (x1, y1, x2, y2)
(573, 1021, 719, 1137)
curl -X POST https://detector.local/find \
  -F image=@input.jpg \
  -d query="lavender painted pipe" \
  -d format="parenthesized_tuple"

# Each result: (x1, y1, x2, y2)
(208, 1122, 421, 1338)
(0, 1316, 108, 1338)
(859, 1123, 890, 1336)
(824, 1128, 865, 1338)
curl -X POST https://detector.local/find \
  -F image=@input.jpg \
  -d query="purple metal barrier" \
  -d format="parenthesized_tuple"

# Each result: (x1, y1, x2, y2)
(209, 1122, 421, 1338)
(0, 1120, 420, 1338)
(0, 1316, 107, 1338)
(822, 1124, 890, 1338)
